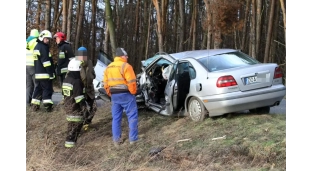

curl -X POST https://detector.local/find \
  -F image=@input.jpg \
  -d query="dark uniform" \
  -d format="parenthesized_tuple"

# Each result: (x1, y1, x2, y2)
(31, 40, 55, 112)
(56, 41, 74, 86)
(80, 60, 97, 125)
(62, 71, 87, 148)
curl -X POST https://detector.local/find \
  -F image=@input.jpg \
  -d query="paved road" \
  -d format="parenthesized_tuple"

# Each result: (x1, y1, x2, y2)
(52, 93, 286, 114)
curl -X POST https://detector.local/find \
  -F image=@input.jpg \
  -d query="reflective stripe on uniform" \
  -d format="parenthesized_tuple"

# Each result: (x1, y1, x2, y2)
(33, 50, 40, 55)
(66, 115, 83, 122)
(127, 79, 136, 84)
(61, 67, 68, 73)
(74, 95, 84, 103)
(31, 99, 41, 105)
(49, 52, 52, 57)
(26, 50, 34, 66)
(65, 141, 75, 148)
(43, 99, 53, 104)
(108, 78, 125, 81)
(35, 73, 50, 79)
(43, 61, 51, 67)
(83, 88, 85, 93)
(62, 83, 73, 90)
(59, 52, 65, 59)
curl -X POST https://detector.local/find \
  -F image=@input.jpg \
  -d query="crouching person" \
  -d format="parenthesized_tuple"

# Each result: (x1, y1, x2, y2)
(62, 58, 86, 148)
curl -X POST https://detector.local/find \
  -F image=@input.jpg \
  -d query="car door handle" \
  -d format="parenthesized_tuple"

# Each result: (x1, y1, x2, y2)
(199, 83, 202, 91)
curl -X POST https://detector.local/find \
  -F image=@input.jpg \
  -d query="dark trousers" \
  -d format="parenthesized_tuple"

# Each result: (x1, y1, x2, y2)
(26, 66, 36, 105)
(32, 79, 54, 108)
(59, 74, 66, 87)
(84, 95, 97, 124)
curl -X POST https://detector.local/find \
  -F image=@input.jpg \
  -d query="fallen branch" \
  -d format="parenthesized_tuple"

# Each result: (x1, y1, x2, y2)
(212, 135, 226, 141)
(176, 139, 191, 143)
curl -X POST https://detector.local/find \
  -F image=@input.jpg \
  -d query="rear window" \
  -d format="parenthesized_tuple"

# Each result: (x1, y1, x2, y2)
(198, 51, 260, 72)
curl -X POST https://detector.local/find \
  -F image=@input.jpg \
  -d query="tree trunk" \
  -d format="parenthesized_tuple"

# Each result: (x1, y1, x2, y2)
(152, 0, 164, 52)
(269, 0, 280, 63)
(52, 0, 59, 32)
(74, 0, 81, 50)
(62, 0, 67, 33)
(26, 0, 32, 22)
(90, 0, 97, 64)
(35, 0, 41, 29)
(280, 0, 286, 41)
(145, 2, 152, 58)
(66, 0, 73, 42)
(191, 0, 198, 50)
(45, 0, 51, 30)
(241, 0, 250, 51)
(75, 0, 85, 51)
(264, 0, 276, 63)
(250, 0, 256, 58)
(178, 0, 185, 51)
(255, 0, 262, 57)
(105, 0, 117, 55)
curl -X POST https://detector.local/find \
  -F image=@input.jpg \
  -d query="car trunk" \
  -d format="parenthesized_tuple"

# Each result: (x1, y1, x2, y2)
(231, 63, 277, 92)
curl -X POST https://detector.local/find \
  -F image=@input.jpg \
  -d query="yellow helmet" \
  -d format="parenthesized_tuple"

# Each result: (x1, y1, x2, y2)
(30, 29, 39, 37)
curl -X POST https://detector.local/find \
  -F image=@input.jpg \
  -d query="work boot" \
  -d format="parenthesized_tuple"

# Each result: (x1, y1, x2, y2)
(43, 103, 53, 112)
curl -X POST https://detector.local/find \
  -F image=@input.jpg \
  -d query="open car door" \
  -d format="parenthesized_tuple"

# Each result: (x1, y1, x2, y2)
(93, 50, 112, 93)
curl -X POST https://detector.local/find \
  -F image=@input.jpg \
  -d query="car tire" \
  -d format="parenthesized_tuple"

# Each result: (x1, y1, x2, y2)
(249, 106, 270, 114)
(188, 97, 207, 122)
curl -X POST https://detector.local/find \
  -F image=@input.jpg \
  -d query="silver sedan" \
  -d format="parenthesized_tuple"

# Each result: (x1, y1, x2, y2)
(136, 49, 286, 121)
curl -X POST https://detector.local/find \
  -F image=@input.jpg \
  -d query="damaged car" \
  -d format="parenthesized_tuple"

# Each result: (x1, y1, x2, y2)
(96, 49, 286, 122)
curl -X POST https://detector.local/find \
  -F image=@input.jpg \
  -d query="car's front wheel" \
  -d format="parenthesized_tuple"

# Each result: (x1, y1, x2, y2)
(188, 97, 207, 122)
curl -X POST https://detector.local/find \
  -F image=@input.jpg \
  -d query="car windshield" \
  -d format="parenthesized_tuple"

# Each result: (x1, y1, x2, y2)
(143, 55, 171, 67)
(197, 51, 260, 72)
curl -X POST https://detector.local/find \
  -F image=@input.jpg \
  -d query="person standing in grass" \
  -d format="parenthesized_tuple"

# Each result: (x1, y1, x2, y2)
(103, 47, 139, 147)
(62, 58, 87, 148)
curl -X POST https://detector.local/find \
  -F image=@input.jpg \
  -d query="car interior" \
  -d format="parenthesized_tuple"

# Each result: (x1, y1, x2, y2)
(143, 60, 193, 112)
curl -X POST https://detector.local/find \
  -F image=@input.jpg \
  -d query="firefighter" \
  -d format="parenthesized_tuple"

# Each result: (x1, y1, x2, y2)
(26, 29, 39, 106)
(103, 47, 139, 147)
(53, 32, 75, 87)
(62, 58, 87, 148)
(75, 47, 97, 129)
(31, 30, 55, 112)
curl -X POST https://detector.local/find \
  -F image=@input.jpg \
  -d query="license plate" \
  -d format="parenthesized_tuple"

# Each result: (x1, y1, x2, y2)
(245, 76, 257, 85)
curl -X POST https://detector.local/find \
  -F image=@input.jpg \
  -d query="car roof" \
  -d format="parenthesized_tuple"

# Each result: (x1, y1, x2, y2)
(168, 49, 238, 60)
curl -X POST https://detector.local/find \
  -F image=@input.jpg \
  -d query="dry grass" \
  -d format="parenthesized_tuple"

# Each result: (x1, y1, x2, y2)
(26, 103, 286, 171)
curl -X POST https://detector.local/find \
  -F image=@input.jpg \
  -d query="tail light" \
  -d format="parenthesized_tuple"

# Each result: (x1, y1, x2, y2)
(216, 75, 238, 88)
(274, 67, 283, 79)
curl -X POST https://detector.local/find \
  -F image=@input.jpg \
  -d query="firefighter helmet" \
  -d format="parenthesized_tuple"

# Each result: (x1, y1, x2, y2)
(30, 29, 39, 37)
(38, 30, 52, 41)
(68, 59, 82, 71)
(53, 32, 66, 41)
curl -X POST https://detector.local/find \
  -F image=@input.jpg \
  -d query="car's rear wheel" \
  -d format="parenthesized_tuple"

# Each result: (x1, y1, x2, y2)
(249, 106, 270, 114)
(188, 97, 207, 122)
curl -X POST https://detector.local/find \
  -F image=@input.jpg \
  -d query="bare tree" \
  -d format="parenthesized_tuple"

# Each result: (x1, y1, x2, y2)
(241, 0, 250, 51)
(61, 0, 67, 33)
(45, 0, 51, 30)
(264, 0, 276, 63)
(255, 0, 262, 56)
(178, 0, 185, 51)
(75, 0, 86, 51)
(66, 0, 73, 42)
(250, 0, 256, 58)
(280, 0, 286, 41)
(91, 0, 97, 62)
(105, 0, 116, 55)
(153, 0, 164, 52)
(35, 0, 42, 30)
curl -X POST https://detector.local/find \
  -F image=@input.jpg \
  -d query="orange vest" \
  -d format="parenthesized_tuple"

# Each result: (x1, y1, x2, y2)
(103, 57, 137, 96)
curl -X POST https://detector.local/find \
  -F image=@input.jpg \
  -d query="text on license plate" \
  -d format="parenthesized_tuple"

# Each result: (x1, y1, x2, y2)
(245, 76, 257, 85)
